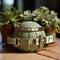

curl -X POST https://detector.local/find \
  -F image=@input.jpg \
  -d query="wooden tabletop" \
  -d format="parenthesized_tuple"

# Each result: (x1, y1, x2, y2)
(0, 38, 60, 60)
(37, 38, 60, 60)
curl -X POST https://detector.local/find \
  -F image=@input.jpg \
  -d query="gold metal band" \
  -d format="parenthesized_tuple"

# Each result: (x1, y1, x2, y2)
(15, 27, 44, 32)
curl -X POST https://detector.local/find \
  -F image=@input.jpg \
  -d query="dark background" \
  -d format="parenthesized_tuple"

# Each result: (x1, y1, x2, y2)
(23, 0, 60, 18)
(0, 0, 60, 17)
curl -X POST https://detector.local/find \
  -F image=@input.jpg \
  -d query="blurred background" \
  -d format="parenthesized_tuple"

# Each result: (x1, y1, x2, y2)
(0, 0, 60, 39)
(0, 0, 60, 17)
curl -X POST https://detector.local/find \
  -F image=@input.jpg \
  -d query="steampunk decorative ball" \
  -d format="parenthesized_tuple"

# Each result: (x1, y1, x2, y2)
(7, 21, 56, 52)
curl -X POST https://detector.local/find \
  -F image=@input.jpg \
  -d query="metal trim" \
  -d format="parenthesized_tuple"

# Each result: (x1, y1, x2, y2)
(15, 27, 44, 32)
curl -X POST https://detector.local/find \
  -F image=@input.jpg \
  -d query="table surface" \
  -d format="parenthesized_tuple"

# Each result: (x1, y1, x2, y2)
(0, 38, 60, 60)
